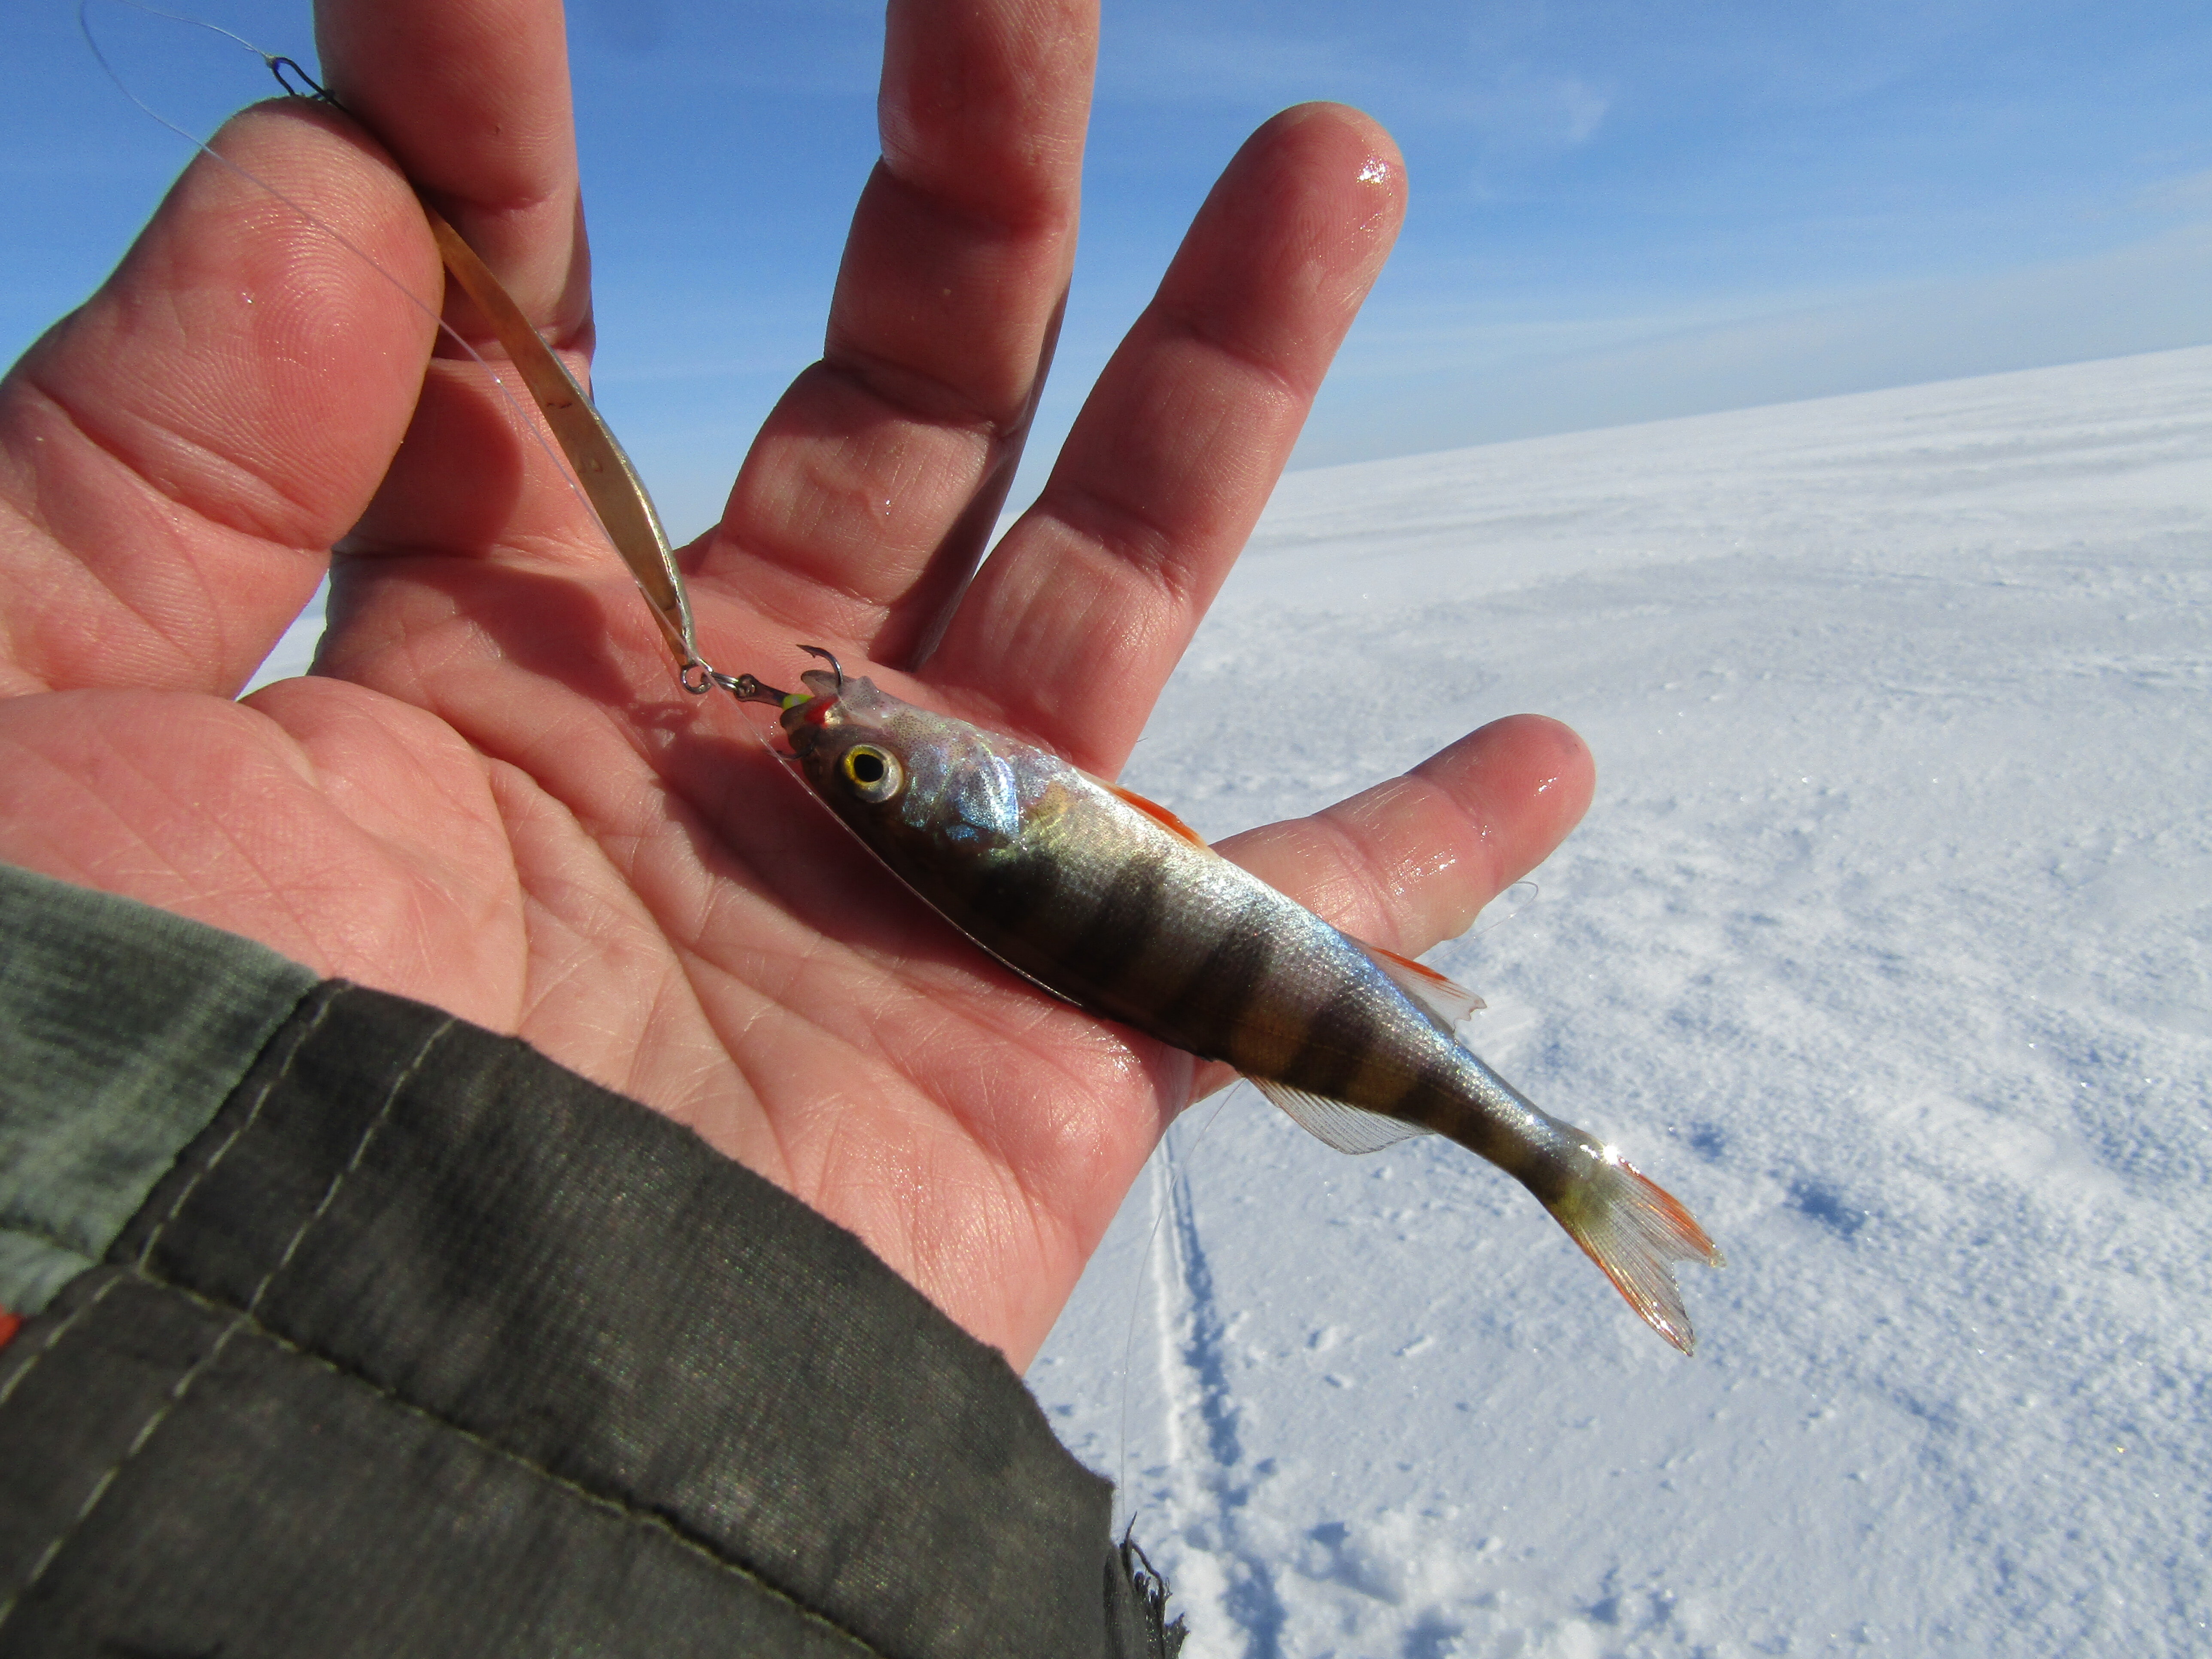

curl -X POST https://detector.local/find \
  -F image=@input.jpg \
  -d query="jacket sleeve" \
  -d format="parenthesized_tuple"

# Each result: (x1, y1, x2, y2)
(0, 863, 1183, 1659)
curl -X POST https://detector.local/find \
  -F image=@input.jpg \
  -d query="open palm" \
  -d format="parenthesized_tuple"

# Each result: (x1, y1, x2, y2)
(0, 0, 1592, 1367)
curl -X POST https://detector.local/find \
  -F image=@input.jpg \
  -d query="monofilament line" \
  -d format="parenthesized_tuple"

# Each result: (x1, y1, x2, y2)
(75, 0, 622, 573)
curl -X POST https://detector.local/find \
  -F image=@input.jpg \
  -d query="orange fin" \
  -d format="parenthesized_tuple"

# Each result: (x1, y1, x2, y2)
(1546, 1152, 1725, 1355)
(1106, 783, 1210, 848)
(1352, 941, 1486, 1028)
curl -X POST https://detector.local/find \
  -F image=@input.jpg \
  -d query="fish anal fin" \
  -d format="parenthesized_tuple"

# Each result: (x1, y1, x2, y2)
(1547, 1151, 1725, 1355)
(1352, 941, 1486, 1027)
(1106, 784, 1210, 849)
(1249, 1076, 1433, 1155)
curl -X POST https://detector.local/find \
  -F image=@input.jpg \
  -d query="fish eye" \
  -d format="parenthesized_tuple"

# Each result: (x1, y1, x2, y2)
(839, 744, 903, 803)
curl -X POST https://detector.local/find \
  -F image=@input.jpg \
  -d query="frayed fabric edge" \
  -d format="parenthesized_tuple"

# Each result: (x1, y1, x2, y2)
(1108, 1526, 1188, 1659)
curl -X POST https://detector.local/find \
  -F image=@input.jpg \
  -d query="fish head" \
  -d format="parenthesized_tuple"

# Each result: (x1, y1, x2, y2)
(777, 670, 903, 798)
(776, 672, 1033, 854)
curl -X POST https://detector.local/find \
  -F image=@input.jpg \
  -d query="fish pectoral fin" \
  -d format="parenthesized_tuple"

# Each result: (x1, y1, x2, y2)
(1349, 940, 1486, 1029)
(1103, 783, 1212, 849)
(1249, 1077, 1434, 1155)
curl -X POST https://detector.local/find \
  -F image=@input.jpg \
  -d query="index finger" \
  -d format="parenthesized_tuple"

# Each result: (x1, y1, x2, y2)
(314, 0, 616, 575)
(316, 0, 586, 343)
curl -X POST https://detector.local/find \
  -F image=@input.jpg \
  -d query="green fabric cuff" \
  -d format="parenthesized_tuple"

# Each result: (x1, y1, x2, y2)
(0, 864, 318, 1316)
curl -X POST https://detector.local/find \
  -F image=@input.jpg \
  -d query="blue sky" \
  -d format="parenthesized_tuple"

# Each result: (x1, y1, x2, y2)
(5, 0, 2209, 538)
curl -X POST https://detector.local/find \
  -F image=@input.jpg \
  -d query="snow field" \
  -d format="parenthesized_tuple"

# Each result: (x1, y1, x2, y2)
(1027, 346, 2212, 1658)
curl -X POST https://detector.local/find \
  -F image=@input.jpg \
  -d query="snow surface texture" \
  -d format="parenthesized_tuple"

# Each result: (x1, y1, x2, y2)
(1025, 347, 2212, 1658)
(243, 347, 2210, 1655)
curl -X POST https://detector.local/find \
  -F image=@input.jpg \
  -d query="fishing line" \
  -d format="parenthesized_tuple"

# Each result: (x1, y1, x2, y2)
(74, 0, 622, 599)
(1112, 1081, 1233, 1535)
(1473, 878, 1538, 939)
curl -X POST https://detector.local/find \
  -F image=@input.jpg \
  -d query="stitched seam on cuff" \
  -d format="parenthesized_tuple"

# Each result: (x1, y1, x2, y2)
(2, 1003, 888, 1655)
(0, 1273, 128, 1415)
(134, 990, 337, 1268)
(0, 1006, 450, 1640)
(18, 1270, 890, 1657)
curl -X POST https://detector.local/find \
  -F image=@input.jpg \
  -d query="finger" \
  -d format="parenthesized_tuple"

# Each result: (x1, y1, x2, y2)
(923, 103, 1405, 771)
(316, 0, 585, 339)
(1178, 714, 1594, 1101)
(316, 0, 610, 571)
(0, 103, 439, 699)
(693, 0, 1094, 662)
(1224, 714, 1595, 952)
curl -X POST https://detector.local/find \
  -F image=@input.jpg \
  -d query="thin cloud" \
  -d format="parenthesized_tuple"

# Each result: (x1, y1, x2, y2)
(2129, 168, 2212, 215)
(1095, 13, 1614, 180)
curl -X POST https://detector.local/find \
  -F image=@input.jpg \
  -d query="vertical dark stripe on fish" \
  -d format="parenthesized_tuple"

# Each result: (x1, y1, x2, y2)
(1278, 981, 1383, 1102)
(1400, 1059, 1523, 1167)
(1054, 851, 1171, 1005)
(1171, 894, 1280, 1067)
(945, 841, 1065, 945)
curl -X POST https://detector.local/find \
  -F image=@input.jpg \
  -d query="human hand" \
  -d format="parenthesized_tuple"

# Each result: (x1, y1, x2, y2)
(0, 0, 1592, 1366)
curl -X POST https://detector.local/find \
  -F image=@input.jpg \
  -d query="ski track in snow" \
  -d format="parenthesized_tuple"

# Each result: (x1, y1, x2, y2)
(1025, 346, 2212, 1658)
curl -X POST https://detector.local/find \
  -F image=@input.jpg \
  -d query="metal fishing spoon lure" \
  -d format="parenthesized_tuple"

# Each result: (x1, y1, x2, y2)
(272, 60, 798, 710)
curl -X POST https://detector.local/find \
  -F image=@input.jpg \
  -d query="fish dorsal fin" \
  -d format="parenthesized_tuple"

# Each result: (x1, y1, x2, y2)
(1352, 941, 1486, 1030)
(1249, 1077, 1434, 1155)
(1105, 782, 1211, 848)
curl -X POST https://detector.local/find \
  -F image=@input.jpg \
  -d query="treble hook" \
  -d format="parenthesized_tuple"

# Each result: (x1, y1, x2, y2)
(677, 648, 845, 708)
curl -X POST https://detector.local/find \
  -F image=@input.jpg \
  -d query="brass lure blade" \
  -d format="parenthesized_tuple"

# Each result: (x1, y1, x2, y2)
(247, 57, 705, 679)
(422, 207, 699, 672)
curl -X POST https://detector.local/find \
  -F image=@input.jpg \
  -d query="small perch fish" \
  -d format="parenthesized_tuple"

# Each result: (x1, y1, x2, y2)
(777, 668, 1726, 1353)
(385, 163, 1722, 1354)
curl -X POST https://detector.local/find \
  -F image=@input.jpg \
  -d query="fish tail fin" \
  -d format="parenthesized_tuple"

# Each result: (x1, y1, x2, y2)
(1546, 1151, 1725, 1355)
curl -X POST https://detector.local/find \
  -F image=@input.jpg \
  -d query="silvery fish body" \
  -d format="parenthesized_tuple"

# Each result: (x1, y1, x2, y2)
(779, 672, 1722, 1351)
